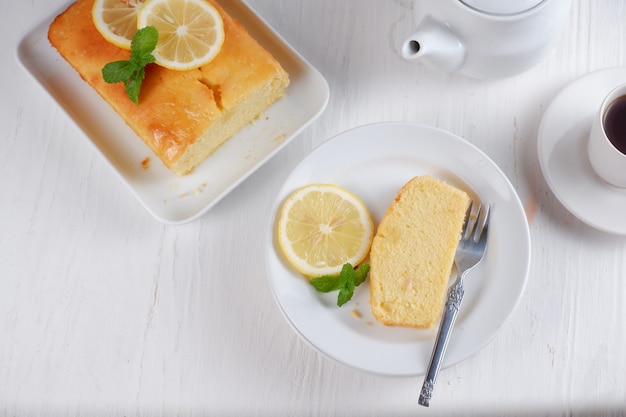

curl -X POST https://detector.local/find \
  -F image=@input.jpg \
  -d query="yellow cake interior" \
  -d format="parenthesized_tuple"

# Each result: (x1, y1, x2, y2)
(369, 176, 470, 329)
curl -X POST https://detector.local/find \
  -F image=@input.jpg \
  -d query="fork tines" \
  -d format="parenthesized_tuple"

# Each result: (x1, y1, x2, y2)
(463, 201, 491, 242)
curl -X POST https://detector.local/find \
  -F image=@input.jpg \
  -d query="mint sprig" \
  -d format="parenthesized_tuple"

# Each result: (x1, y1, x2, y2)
(310, 263, 370, 307)
(102, 26, 158, 104)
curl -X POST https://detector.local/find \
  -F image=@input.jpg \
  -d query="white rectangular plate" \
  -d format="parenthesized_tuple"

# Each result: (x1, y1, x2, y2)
(17, 0, 329, 224)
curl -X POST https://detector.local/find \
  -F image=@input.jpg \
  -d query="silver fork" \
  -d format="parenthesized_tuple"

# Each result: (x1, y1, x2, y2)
(418, 202, 491, 407)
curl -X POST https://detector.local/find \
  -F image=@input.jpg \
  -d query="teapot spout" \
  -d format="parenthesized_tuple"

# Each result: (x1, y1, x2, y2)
(401, 18, 465, 73)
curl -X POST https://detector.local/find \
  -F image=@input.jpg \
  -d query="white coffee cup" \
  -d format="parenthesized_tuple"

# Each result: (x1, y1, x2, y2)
(588, 83, 626, 188)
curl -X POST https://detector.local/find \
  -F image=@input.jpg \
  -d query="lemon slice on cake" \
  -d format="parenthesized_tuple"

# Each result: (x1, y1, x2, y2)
(137, 0, 225, 71)
(277, 184, 374, 277)
(93, 0, 145, 50)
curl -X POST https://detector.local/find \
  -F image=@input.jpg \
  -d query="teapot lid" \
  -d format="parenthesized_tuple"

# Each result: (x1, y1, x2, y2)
(460, 0, 545, 15)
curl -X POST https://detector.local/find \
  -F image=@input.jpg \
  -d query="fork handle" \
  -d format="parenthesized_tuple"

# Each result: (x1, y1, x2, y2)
(418, 276, 465, 407)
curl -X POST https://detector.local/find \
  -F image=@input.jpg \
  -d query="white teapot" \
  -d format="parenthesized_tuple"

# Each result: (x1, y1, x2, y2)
(400, 0, 572, 79)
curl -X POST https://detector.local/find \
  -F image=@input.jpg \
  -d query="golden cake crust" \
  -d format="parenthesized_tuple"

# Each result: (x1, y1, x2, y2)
(48, 0, 289, 175)
(369, 176, 470, 329)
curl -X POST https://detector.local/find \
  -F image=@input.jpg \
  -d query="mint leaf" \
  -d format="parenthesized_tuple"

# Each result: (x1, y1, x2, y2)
(131, 26, 159, 55)
(310, 262, 370, 307)
(336, 263, 356, 307)
(102, 60, 135, 83)
(124, 68, 145, 105)
(102, 26, 158, 104)
(310, 275, 341, 292)
(130, 26, 158, 67)
(337, 275, 355, 307)
(353, 263, 370, 286)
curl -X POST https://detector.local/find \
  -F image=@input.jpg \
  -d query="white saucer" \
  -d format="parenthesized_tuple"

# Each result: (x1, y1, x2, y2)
(266, 122, 530, 376)
(538, 68, 626, 235)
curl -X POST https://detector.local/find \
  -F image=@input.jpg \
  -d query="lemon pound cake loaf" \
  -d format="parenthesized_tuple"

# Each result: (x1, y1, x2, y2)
(370, 176, 470, 328)
(48, 0, 289, 175)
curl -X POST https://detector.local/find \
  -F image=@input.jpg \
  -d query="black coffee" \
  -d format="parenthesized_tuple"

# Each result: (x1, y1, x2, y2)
(603, 94, 626, 155)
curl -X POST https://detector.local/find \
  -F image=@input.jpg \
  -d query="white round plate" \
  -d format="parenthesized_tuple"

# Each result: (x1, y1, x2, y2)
(537, 67, 626, 235)
(266, 122, 530, 377)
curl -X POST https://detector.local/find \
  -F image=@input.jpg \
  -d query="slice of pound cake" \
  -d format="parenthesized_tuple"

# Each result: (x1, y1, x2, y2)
(370, 176, 470, 328)
(48, 0, 289, 175)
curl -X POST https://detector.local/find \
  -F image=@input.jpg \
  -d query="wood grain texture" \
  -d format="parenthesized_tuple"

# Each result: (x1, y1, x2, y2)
(1, 0, 626, 415)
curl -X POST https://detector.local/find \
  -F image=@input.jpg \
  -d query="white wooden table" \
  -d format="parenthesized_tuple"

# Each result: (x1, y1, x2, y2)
(2, 0, 626, 415)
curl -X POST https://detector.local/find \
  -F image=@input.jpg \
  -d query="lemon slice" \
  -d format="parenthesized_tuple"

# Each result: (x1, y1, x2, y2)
(277, 184, 374, 277)
(137, 0, 225, 71)
(92, 0, 145, 50)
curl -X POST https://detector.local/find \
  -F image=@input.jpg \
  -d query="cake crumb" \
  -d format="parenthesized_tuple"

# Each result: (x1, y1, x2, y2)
(351, 309, 362, 319)
(141, 157, 150, 170)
